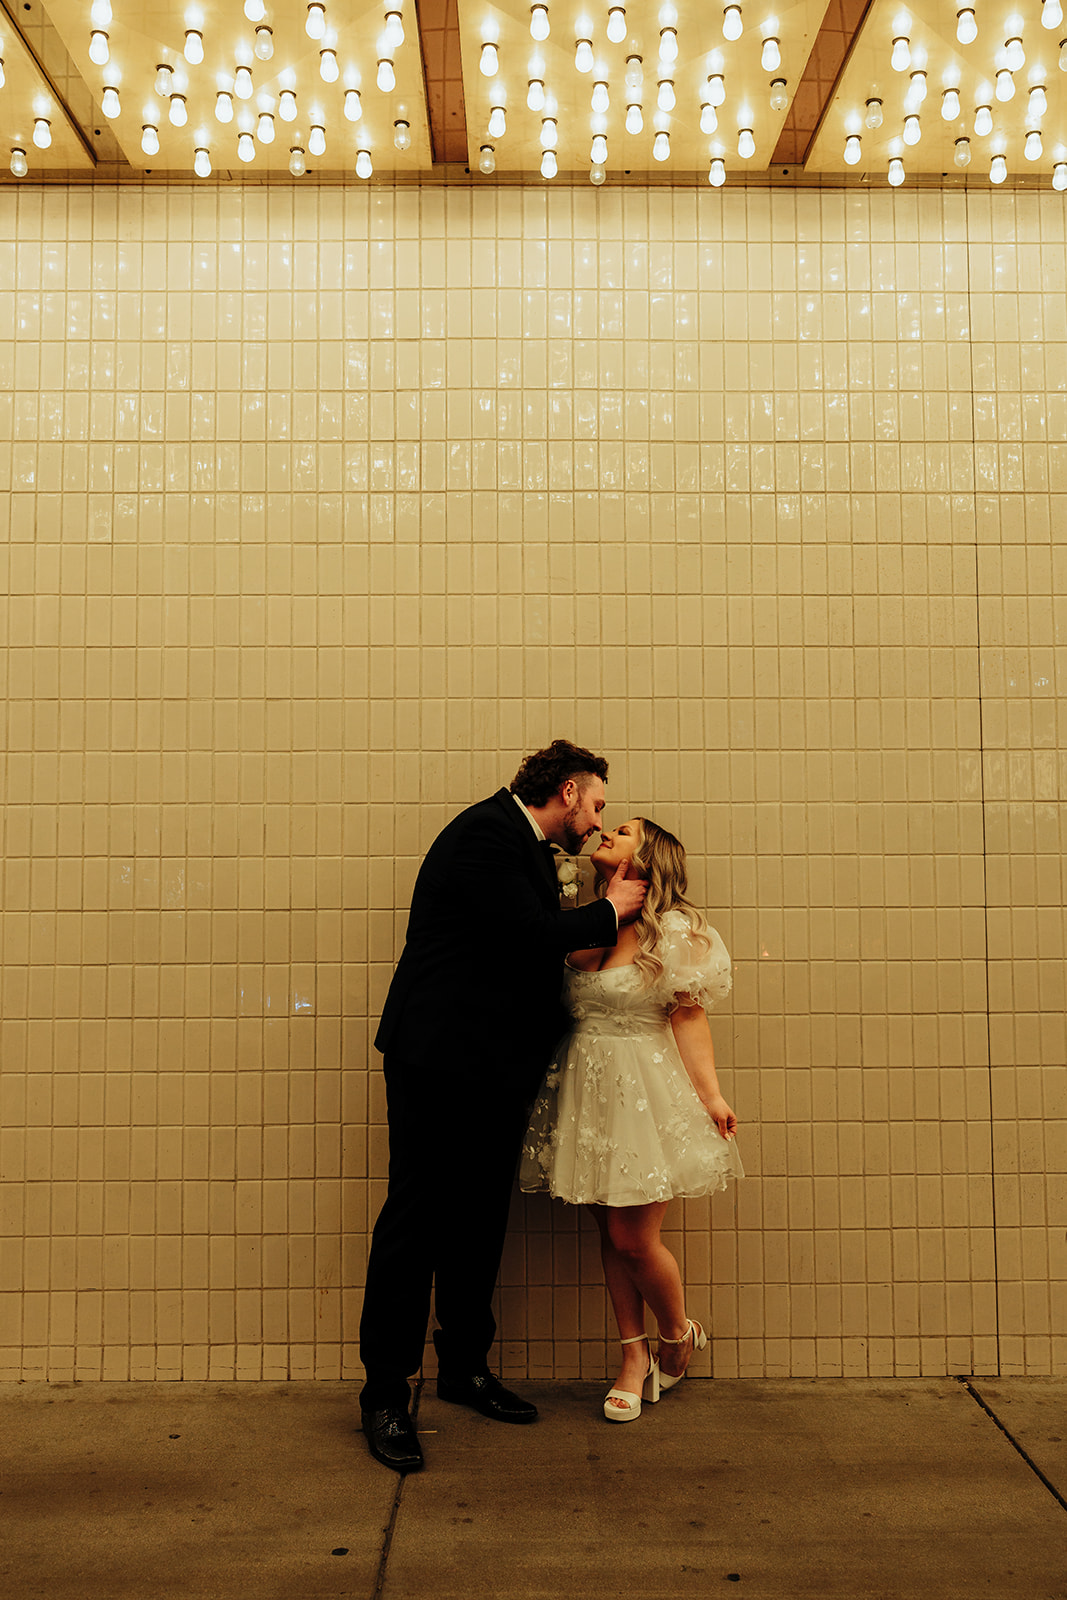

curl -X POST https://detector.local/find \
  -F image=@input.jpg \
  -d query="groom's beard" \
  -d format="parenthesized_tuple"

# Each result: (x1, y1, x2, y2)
(560, 803, 590, 856)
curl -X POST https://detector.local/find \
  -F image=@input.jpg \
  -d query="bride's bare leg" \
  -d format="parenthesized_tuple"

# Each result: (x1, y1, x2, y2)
(601, 1202, 695, 1381)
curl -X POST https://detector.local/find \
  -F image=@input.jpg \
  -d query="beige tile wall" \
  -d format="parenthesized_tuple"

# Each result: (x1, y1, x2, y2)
(0, 183, 1063, 1383)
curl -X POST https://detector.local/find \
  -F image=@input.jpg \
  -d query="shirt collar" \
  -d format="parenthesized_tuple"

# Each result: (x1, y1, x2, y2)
(511, 792, 546, 842)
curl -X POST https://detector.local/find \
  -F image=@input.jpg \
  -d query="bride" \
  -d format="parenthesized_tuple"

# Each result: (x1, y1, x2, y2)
(520, 818, 742, 1422)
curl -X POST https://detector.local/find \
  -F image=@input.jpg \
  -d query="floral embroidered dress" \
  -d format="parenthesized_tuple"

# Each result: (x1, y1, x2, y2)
(520, 910, 744, 1207)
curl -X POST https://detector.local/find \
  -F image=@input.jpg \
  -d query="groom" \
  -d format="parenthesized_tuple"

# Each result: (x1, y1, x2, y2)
(359, 740, 646, 1471)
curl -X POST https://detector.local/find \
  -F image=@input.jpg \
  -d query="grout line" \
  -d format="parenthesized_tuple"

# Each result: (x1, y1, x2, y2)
(957, 1377, 1067, 1515)
(369, 1381, 422, 1600)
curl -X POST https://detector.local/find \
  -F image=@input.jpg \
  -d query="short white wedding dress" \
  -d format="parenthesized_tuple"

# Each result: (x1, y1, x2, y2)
(520, 910, 744, 1207)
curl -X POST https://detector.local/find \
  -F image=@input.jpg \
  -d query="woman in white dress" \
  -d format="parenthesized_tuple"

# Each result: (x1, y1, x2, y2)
(520, 818, 742, 1422)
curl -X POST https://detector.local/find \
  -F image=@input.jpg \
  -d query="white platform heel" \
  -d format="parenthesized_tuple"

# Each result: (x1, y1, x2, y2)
(657, 1318, 707, 1392)
(603, 1334, 661, 1422)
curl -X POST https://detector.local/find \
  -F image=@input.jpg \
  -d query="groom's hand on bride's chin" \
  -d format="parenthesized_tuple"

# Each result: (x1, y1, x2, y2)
(605, 861, 646, 923)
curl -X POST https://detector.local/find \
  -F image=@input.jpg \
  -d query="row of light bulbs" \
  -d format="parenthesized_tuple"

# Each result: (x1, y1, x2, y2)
(880, 152, 1067, 186)
(516, 2, 753, 47)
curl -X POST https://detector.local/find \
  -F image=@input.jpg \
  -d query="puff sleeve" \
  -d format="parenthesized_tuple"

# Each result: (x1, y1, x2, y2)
(655, 909, 732, 1013)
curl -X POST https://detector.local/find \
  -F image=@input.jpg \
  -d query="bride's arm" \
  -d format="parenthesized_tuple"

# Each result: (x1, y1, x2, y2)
(669, 1004, 737, 1140)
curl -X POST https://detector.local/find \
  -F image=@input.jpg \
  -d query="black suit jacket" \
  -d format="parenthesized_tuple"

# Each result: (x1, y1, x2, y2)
(375, 789, 618, 1099)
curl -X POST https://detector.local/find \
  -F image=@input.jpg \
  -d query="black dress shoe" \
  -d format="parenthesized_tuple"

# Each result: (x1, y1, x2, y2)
(361, 1406, 424, 1472)
(436, 1373, 538, 1423)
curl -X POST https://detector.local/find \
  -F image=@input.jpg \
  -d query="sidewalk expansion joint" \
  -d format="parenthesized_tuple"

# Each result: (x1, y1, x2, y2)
(956, 1375, 1067, 1515)
(370, 1380, 422, 1599)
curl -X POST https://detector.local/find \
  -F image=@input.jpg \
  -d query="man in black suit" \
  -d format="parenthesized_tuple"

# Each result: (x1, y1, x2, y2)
(359, 740, 646, 1471)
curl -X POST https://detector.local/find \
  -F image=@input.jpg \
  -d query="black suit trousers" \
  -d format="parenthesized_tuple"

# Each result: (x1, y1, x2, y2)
(358, 1053, 531, 1412)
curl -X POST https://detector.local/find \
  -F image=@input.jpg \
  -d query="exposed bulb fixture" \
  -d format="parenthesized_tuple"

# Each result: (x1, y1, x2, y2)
(1053, 161, 1067, 188)
(141, 123, 159, 155)
(530, 4, 550, 41)
(255, 26, 273, 59)
(954, 136, 970, 166)
(906, 70, 927, 108)
(289, 145, 306, 175)
(707, 72, 726, 106)
(1061, 39, 1067, 69)
(169, 94, 188, 126)
(308, 124, 326, 155)
(625, 54, 643, 92)
(990, 152, 1007, 182)
(256, 111, 274, 142)
(659, 27, 678, 63)
(320, 48, 339, 81)
(657, 79, 675, 111)
(887, 156, 905, 185)
(306, 3, 326, 39)
(700, 102, 717, 133)
(184, 29, 204, 64)
(974, 104, 992, 135)
(480, 41, 499, 76)
(479, 144, 496, 173)
(956, 7, 977, 43)
(575, 37, 594, 72)
(607, 5, 626, 43)
(488, 104, 507, 137)
(591, 163, 606, 185)
(1025, 128, 1042, 159)
(33, 117, 52, 148)
(540, 115, 557, 148)
(844, 133, 862, 165)
(722, 6, 742, 42)
(89, 30, 110, 65)
(155, 62, 174, 96)
(235, 66, 254, 98)
(356, 148, 373, 178)
(527, 79, 545, 110)
(237, 130, 255, 161)
(10, 147, 29, 177)
(215, 91, 234, 122)
(377, 58, 395, 90)
(540, 148, 557, 176)
(995, 69, 1015, 101)
(344, 89, 362, 119)
(903, 114, 921, 144)
(394, 119, 411, 150)
(591, 132, 608, 164)
(769, 79, 788, 112)
(625, 102, 643, 133)
(737, 126, 755, 159)
(244, 0, 265, 19)
(761, 36, 780, 72)
(1004, 36, 1024, 71)
(1029, 84, 1048, 117)
(891, 36, 910, 71)
(194, 146, 211, 176)
(385, 9, 404, 47)
(653, 129, 670, 160)
(941, 87, 960, 120)
(592, 80, 609, 114)
(0, 59, 5, 90)
(1043, 0, 1064, 25)
(279, 89, 298, 120)
(864, 97, 883, 128)
(101, 85, 121, 117)
(708, 157, 725, 186)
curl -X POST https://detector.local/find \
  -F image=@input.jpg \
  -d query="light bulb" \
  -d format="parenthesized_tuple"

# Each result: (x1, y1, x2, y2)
(480, 41, 499, 76)
(244, 0, 265, 18)
(155, 63, 174, 96)
(89, 31, 110, 64)
(257, 111, 274, 142)
(255, 26, 273, 60)
(0, 59, 5, 90)
(540, 116, 557, 149)
(1025, 129, 1042, 159)
(575, 37, 594, 72)
(184, 30, 204, 65)
(377, 58, 395, 91)
(941, 87, 960, 120)
(956, 8, 977, 44)
(394, 120, 411, 150)
(591, 132, 607, 163)
(624, 54, 643, 92)
(356, 148, 373, 178)
(215, 91, 234, 122)
(769, 79, 788, 112)
(657, 79, 675, 111)
(540, 148, 557, 177)
(527, 79, 545, 110)
(761, 36, 780, 72)
(708, 73, 726, 106)
(723, 6, 742, 42)
(10, 147, 28, 177)
(238, 131, 255, 161)
(1029, 85, 1048, 117)
(141, 123, 159, 155)
(844, 134, 861, 165)
(279, 90, 297, 121)
(607, 5, 626, 43)
(903, 115, 921, 145)
(590, 163, 606, 185)
(990, 152, 1007, 182)
(102, 86, 121, 117)
(625, 103, 643, 133)
(344, 89, 362, 120)
(289, 145, 306, 175)
(974, 104, 992, 135)
(954, 137, 971, 166)
(708, 157, 725, 186)
(1061, 40, 1067, 70)
(659, 27, 678, 64)
(864, 97, 883, 128)
(738, 126, 755, 159)
(320, 48, 339, 81)
(592, 80, 609, 114)
(995, 68, 1015, 101)
(33, 117, 52, 148)
(306, 3, 326, 39)
(888, 156, 905, 185)
(530, 4, 550, 41)
(653, 129, 670, 160)
(194, 146, 211, 176)
(235, 66, 254, 99)
(488, 105, 506, 138)
(1043, 0, 1064, 25)
(169, 95, 188, 126)
(700, 102, 717, 133)
(1005, 36, 1024, 72)
(479, 144, 496, 174)
(385, 9, 404, 46)
(906, 70, 927, 107)
(891, 36, 910, 71)
(308, 125, 326, 155)
(90, 0, 112, 25)
(1053, 162, 1067, 189)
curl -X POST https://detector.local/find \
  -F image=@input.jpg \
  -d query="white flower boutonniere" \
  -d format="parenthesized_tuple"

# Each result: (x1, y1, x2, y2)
(555, 856, 580, 901)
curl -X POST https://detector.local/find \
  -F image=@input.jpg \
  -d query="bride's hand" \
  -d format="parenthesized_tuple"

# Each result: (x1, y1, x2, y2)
(604, 860, 646, 924)
(703, 1094, 737, 1141)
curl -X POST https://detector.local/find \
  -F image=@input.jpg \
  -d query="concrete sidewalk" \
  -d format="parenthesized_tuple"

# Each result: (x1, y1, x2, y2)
(1, 1377, 1064, 1600)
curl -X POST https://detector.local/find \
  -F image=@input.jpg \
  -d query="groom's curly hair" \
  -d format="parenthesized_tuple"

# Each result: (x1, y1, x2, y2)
(510, 740, 609, 807)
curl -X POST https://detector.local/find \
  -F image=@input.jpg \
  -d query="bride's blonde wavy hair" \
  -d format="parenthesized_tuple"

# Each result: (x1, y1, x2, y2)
(607, 819, 711, 988)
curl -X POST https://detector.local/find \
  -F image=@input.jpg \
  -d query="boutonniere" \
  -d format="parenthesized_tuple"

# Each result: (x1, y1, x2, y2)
(555, 855, 580, 901)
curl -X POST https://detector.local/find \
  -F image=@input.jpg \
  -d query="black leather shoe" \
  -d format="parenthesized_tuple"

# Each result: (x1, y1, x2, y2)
(361, 1406, 424, 1472)
(436, 1373, 538, 1423)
